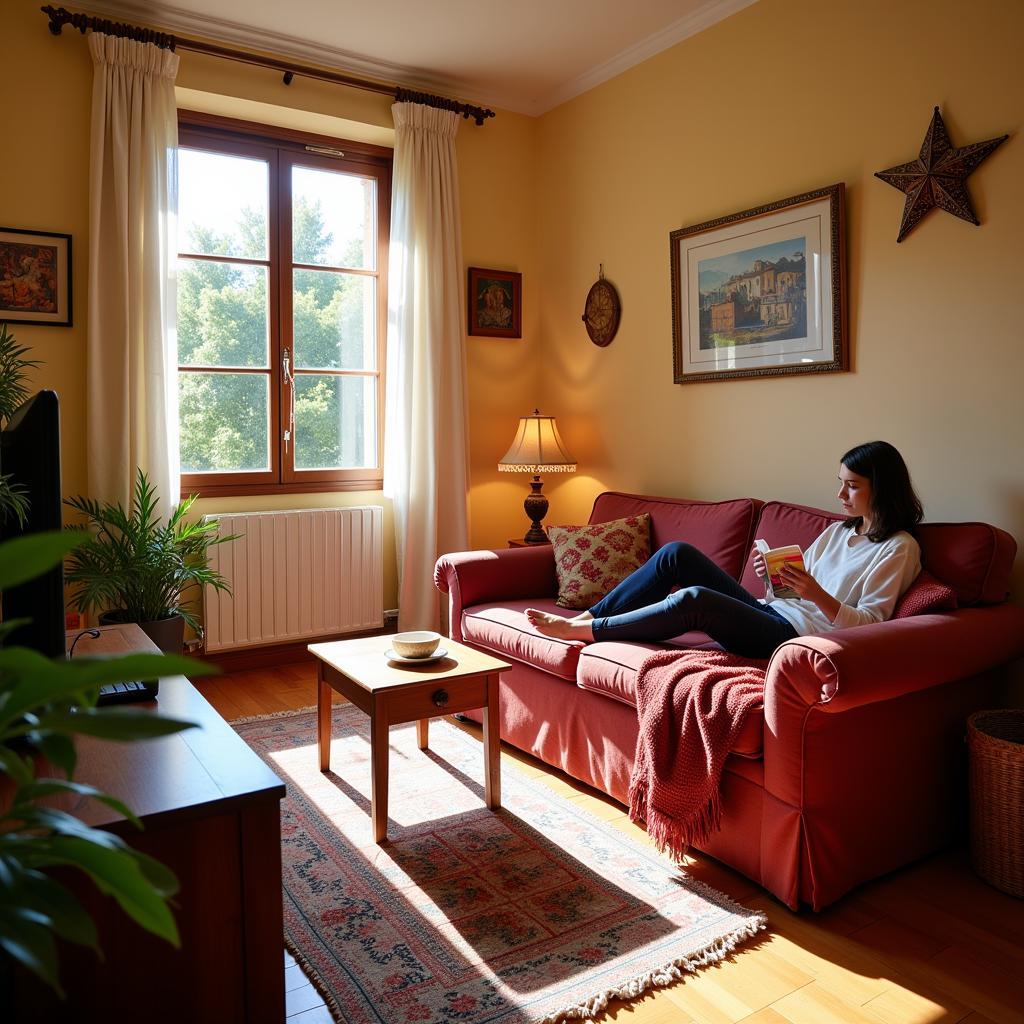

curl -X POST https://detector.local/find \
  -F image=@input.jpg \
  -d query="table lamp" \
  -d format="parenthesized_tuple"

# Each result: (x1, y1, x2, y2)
(498, 409, 577, 544)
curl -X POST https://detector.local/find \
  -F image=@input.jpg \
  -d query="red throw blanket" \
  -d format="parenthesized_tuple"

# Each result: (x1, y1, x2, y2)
(628, 648, 768, 858)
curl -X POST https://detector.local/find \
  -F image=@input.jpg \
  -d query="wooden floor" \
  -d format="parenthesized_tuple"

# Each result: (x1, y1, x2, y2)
(200, 662, 1024, 1024)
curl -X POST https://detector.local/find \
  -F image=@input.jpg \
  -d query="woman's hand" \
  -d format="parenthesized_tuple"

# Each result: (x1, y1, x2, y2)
(778, 563, 841, 621)
(751, 551, 767, 579)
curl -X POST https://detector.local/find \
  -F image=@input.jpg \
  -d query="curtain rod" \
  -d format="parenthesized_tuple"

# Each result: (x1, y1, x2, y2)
(41, 5, 497, 126)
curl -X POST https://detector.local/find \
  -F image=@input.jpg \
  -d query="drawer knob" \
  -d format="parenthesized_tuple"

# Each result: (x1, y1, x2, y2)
(432, 689, 450, 708)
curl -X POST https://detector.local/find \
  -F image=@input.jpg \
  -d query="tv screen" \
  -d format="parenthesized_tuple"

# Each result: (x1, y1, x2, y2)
(0, 390, 65, 659)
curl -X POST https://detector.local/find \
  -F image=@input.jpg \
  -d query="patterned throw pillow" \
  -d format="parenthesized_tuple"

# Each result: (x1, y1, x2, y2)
(548, 514, 651, 610)
(892, 569, 958, 618)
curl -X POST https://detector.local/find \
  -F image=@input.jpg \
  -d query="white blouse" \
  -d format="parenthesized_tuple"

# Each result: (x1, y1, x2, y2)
(765, 522, 921, 637)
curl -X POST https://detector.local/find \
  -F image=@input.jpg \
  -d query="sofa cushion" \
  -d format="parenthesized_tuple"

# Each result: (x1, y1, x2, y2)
(892, 569, 958, 618)
(462, 599, 583, 681)
(577, 642, 765, 758)
(916, 522, 1017, 606)
(548, 513, 651, 610)
(589, 492, 760, 580)
(740, 501, 844, 596)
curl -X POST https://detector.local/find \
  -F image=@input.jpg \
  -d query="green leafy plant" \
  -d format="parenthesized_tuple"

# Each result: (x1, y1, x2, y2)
(63, 469, 238, 637)
(0, 530, 217, 995)
(0, 322, 41, 526)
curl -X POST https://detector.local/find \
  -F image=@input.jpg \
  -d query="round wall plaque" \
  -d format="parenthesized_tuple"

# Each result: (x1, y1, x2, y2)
(581, 272, 621, 347)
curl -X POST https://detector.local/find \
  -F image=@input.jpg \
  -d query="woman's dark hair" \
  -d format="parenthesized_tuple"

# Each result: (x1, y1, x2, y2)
(840, 440, 923, 542)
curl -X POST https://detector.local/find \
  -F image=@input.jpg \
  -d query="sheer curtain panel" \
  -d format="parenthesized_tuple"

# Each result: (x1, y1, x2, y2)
(87, 34, 180, 514)
(384, 103, 470, 631)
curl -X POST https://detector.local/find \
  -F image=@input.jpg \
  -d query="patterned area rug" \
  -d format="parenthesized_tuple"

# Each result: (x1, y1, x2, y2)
(233, 706, 765, 1024)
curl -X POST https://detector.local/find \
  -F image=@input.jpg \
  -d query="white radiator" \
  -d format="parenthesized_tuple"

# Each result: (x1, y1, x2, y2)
(201, 506, 384, 652)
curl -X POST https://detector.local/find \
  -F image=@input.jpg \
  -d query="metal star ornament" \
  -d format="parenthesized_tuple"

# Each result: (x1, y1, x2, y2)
(875, 107, 1008, 243)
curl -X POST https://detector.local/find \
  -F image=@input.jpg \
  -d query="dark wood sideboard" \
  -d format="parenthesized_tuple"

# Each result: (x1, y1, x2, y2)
(11, 624, 286, 1022)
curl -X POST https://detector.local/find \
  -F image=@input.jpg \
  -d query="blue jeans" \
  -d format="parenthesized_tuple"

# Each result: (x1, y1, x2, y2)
(588, 542, 797, 658)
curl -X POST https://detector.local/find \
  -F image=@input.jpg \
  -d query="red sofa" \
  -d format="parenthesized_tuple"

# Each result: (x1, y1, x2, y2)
(434, 491, 1024, 910)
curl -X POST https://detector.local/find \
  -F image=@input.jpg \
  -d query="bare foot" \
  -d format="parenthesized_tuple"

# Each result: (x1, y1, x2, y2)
(525, 608, 595, 642)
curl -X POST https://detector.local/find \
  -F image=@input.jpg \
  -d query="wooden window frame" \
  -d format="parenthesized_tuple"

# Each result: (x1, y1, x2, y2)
(177, 112, 392, 499)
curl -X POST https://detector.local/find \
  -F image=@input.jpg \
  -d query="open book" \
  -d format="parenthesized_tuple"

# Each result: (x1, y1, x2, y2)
(754, 539, 806, 600)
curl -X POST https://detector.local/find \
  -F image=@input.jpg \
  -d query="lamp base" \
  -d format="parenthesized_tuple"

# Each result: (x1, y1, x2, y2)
(522, 476, 549, 544)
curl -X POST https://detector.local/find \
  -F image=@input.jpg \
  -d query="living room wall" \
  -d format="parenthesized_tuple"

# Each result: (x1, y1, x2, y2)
(1, 0, 542, 611)
(532, 0, 1024, 614)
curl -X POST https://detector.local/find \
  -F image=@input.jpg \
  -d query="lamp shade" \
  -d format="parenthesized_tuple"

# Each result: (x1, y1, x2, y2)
(498, 410, 577, 474)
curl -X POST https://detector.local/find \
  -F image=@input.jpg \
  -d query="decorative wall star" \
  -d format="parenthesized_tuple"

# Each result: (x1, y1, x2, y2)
(875, 107, 1008, 243)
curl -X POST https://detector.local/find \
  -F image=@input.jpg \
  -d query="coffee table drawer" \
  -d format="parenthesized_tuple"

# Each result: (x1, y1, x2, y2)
(383, 676, 488, 724)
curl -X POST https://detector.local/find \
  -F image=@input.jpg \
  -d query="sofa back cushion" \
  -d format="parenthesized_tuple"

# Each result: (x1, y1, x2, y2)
(915, 523, 1017, 606)
(740, 501, 843, 596)
(742, 503, 1016, 607)
(589, 492, 761, 581)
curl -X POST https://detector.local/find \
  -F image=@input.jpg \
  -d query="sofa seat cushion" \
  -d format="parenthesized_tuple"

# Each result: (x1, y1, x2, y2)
(577, 641, 765, 758)
(462, 599, 584, 681)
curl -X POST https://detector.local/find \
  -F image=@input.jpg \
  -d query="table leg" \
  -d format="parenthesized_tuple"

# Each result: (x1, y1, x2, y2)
(370, 708, 390, 843)
(417, 718, 429, 750)
(482, 673, 501, 810)
(317, 667, 332, 772)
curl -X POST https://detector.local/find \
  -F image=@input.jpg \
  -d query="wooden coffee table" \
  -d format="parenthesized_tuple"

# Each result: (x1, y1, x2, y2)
(308, 635, 512, 842)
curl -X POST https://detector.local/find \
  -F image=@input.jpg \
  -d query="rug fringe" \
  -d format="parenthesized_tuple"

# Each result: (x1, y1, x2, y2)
(228, 704, 319, 725)
(535, 913, 767, 1024)
(284, 933, 348, 1024)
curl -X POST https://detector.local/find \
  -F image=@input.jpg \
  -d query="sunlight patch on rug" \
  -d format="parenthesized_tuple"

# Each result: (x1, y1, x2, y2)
(233, 705, 765, 1024)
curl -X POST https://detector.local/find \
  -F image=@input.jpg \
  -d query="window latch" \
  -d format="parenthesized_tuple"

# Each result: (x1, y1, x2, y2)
(283, 347, 295, 451)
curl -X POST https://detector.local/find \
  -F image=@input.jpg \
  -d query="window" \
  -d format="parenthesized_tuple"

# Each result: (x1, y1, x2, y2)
(177, 116, 391, 496)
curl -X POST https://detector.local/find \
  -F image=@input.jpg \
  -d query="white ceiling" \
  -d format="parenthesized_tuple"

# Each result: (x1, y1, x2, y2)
(77, 0, 757, 116)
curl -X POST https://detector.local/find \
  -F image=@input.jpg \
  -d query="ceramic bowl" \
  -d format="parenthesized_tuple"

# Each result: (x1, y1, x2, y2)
(390, 630, 441, 659)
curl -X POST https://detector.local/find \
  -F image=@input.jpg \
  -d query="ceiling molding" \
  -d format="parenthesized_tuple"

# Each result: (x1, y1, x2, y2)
(534, 0, 759, 115)
(72, 0, 486, 103)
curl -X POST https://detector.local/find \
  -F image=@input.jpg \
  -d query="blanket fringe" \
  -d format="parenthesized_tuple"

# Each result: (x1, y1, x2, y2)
(630, 783, 724, 856)
(535, 912, 766, 1024)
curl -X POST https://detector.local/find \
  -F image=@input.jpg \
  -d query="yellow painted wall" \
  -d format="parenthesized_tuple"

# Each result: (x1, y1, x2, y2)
(535, 0, 1024, 616)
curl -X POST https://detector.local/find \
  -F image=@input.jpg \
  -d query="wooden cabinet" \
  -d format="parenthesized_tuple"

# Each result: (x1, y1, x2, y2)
(11, 625, 286, 1023)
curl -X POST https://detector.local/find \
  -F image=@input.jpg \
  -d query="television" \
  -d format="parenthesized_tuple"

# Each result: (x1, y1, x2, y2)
(0, 390, 65, 659)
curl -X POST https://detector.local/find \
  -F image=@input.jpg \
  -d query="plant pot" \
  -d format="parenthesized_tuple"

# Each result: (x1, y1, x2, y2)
(98, 610, 185, 654)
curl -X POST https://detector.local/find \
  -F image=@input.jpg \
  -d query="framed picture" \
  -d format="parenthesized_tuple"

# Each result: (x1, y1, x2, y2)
(468, 267, 521, 338)
(670, 183, 846, 383)
(0, 227, 72, 327)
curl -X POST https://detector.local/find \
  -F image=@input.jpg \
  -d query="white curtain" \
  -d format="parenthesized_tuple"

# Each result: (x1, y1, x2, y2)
(384, 103, 470, 631)
(87, 33, 180, 516)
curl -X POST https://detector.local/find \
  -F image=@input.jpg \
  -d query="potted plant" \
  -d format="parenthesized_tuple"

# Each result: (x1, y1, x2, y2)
(0, 530, 215, 997)
(0, 322, 40, 526)
(63, 469, 237, 654)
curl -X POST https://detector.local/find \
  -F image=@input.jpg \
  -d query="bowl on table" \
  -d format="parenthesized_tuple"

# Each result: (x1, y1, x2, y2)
(390, 631, 441, 659)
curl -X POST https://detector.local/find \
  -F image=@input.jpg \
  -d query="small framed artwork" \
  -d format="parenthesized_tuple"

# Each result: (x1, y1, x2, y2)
(0, 227, 73, 327)
(468, 267, 521, 338)
(670, 183, 846, 383)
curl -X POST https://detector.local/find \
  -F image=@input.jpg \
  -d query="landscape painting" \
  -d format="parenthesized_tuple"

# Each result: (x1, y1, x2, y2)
(697, 238, 806, 349)
(670, 184, 847, 383)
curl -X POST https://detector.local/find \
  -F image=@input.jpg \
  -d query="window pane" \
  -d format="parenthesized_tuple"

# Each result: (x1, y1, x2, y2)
(178, 260, 269, 368)
(179, 149, 269, 260)
(179, 372, 270, 472)
(293, 374, 376, 470)
(292, 269, 375, 370)
(292, 166, 375, 270)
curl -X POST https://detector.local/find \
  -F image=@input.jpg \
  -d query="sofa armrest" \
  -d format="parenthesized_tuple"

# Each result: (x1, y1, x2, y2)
(762, 604, 1024, 805)
(434, 546, 558, 642)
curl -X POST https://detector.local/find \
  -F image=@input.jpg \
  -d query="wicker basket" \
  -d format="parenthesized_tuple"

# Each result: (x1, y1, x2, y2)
(968, 709, 1024, 898)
